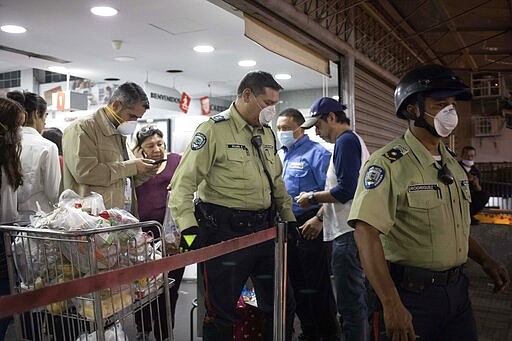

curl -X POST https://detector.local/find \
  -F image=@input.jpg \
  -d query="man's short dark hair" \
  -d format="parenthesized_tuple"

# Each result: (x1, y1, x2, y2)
(462, 145, 476, 155)
(237, 71, 283, 96)
(279, 108, 305, 126)
(109, 82, 150, 109)
(319, 111, 350, 125)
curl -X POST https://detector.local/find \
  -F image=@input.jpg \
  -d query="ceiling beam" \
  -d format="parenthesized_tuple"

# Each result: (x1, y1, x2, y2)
(221, 0, 399, 84)
(433, 0, 483, 71)
(375, 0, 440, 64)
(359, 2, 424, 64)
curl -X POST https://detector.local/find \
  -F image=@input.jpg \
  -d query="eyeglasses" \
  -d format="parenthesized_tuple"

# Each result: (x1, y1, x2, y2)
(438, 164, 454, 185)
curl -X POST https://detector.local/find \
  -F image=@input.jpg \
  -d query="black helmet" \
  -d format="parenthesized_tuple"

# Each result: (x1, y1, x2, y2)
(394, 64, 472, 119)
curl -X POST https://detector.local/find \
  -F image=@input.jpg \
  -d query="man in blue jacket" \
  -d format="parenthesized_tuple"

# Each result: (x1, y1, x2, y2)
(277, 108, 338, 340)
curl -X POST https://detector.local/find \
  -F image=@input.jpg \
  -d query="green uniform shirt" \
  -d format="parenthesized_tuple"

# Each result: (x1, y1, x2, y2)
(170, 103, 295, 230)
(348, 129, 472, 271)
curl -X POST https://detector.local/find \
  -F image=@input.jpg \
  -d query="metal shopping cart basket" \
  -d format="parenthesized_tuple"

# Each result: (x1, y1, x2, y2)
(0, 221, 173, 341)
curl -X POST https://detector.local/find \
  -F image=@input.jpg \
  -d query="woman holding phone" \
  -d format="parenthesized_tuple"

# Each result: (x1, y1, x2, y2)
(132, 125, 184, 340)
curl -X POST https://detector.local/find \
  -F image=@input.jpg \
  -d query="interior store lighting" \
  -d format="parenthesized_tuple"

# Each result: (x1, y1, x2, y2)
(48, 66, 68, 74)
(90, 6, 118, 17)
(275, 73, 291, 80)
(238, 60, 256, 67)
(114, 56, 135, 62)
(1, 25, 27, 34)
(193, 45, 214, 53)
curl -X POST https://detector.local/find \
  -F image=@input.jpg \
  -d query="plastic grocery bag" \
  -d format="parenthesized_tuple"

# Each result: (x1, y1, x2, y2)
(59, 189, 106, 215)
(75, 321, 127, 341)
(162, 191, 180, 255)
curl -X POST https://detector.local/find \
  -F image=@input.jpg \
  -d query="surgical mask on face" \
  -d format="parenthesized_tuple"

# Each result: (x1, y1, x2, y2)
(117, 120, 138, 135)
(424, 104, 458, 137)
(105, 105, 138, 135)
(462, 159, 474, 167)
(277, 130, 297, 148)
(252, 94, 276, 126)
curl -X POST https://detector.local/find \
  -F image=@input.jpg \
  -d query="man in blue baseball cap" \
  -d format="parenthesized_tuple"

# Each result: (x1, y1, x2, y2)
(297, 96, 371, 341)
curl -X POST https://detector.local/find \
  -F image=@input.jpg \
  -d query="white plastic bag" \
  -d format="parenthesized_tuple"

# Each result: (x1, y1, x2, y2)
(75, 321, 127, 341)
(162, 191, 181, 254)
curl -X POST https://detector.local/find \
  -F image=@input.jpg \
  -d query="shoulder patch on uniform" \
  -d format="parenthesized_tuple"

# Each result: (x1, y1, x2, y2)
(210, 113, 230, 123)
(191, 132, 207, 150)
(383, 144, 409, 163)
(364, 165, 385, 189)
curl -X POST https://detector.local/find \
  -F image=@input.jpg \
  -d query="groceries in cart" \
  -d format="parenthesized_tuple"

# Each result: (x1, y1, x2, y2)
(10, 190, 165, 315)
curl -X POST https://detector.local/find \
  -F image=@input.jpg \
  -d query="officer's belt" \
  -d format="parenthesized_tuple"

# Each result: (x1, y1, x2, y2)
(389, 262, 464, 288)
(197, 202, 272, 230)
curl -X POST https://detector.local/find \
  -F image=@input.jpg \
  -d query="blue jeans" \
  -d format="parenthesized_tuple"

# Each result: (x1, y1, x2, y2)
(332, 231, 370, 341)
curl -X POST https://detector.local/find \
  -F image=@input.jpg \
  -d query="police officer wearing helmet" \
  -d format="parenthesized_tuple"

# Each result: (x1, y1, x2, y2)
(170, 71, 295, 341)
(348, 64, 510, 341)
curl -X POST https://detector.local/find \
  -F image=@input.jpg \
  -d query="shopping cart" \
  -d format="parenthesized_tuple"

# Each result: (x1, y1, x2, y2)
(0, 221, 173, 341)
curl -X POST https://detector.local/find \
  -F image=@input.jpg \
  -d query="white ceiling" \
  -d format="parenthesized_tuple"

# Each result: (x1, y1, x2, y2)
(0, 0, 334, 99)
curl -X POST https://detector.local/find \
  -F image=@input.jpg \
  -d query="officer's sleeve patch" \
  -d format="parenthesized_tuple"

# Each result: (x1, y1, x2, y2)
(364, 165, 385, 189)
(191, 132, 207, 150)
(383, 145, 408, 163)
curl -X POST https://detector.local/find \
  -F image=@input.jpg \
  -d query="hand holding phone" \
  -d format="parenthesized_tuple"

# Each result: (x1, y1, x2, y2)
(149, 158, 167, 165)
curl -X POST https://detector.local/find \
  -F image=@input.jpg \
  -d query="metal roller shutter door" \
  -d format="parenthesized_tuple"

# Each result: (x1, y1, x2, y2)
(355, 66, 407, 153)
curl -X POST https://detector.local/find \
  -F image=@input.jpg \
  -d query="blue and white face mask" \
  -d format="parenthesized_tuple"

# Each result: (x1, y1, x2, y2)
(277, 130, 297, 148)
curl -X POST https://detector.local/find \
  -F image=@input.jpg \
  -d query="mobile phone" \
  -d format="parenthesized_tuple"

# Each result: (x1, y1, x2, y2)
(151, 158, 167, 165)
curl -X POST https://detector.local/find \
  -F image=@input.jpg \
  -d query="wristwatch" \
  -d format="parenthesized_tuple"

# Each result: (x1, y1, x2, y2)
(308, 192, 318, 205)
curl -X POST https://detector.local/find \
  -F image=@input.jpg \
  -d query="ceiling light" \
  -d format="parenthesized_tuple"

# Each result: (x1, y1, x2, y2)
(238, 60, 256, 67)
(193, 45, 214, 53)
(1, 25, 27, 34)
(114, 56, 135, 62)
(275, 73, 291, 80)
(90, 6, 118, 17)
(48, 66, 68, 74)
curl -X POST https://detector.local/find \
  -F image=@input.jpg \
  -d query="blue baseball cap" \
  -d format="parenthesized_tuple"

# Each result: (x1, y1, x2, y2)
(301, 97, 348, 129)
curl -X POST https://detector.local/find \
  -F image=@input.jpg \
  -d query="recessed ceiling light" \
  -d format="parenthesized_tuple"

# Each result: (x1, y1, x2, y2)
(193, 45, 214, 53)
(238, 60, 256, 67)
(114, 56, 135, 62)
(48, 66, 68, 74)
(1, 25, 27, 34)
(275, 73, 291, 80)
(166, 69, 183, 73)
(90, 6, 118, 17)
(104, 77, 120, 81)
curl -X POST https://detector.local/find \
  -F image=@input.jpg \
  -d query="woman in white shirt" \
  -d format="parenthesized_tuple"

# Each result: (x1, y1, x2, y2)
(7, 91, 61, 219)
(0, 97, 26, 339)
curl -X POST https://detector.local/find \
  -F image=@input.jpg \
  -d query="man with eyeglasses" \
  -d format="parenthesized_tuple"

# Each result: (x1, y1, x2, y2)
(276, 108, 338, 341)
(170, 71, 295, 341)
(63, 82, 158, 212)
(348, 64, 510, 341)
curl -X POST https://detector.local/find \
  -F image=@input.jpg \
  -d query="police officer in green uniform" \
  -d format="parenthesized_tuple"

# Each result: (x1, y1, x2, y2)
(170, 71, 295, 341)
(348, 64, 510, 341)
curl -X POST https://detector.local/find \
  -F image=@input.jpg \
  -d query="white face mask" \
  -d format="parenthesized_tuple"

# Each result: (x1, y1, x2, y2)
(252, 94, 276, 126)
(424, 104, 458, 137)
(117, 120, 138, 135)
(277, 130, 297, 148)
(462, 159, 474, 167)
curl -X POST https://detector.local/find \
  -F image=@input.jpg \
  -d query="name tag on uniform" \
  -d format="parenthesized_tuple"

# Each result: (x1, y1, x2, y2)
(289, 162, 304, 169)
(408, 184, 439, 192)
(228, 144, 249, 155)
